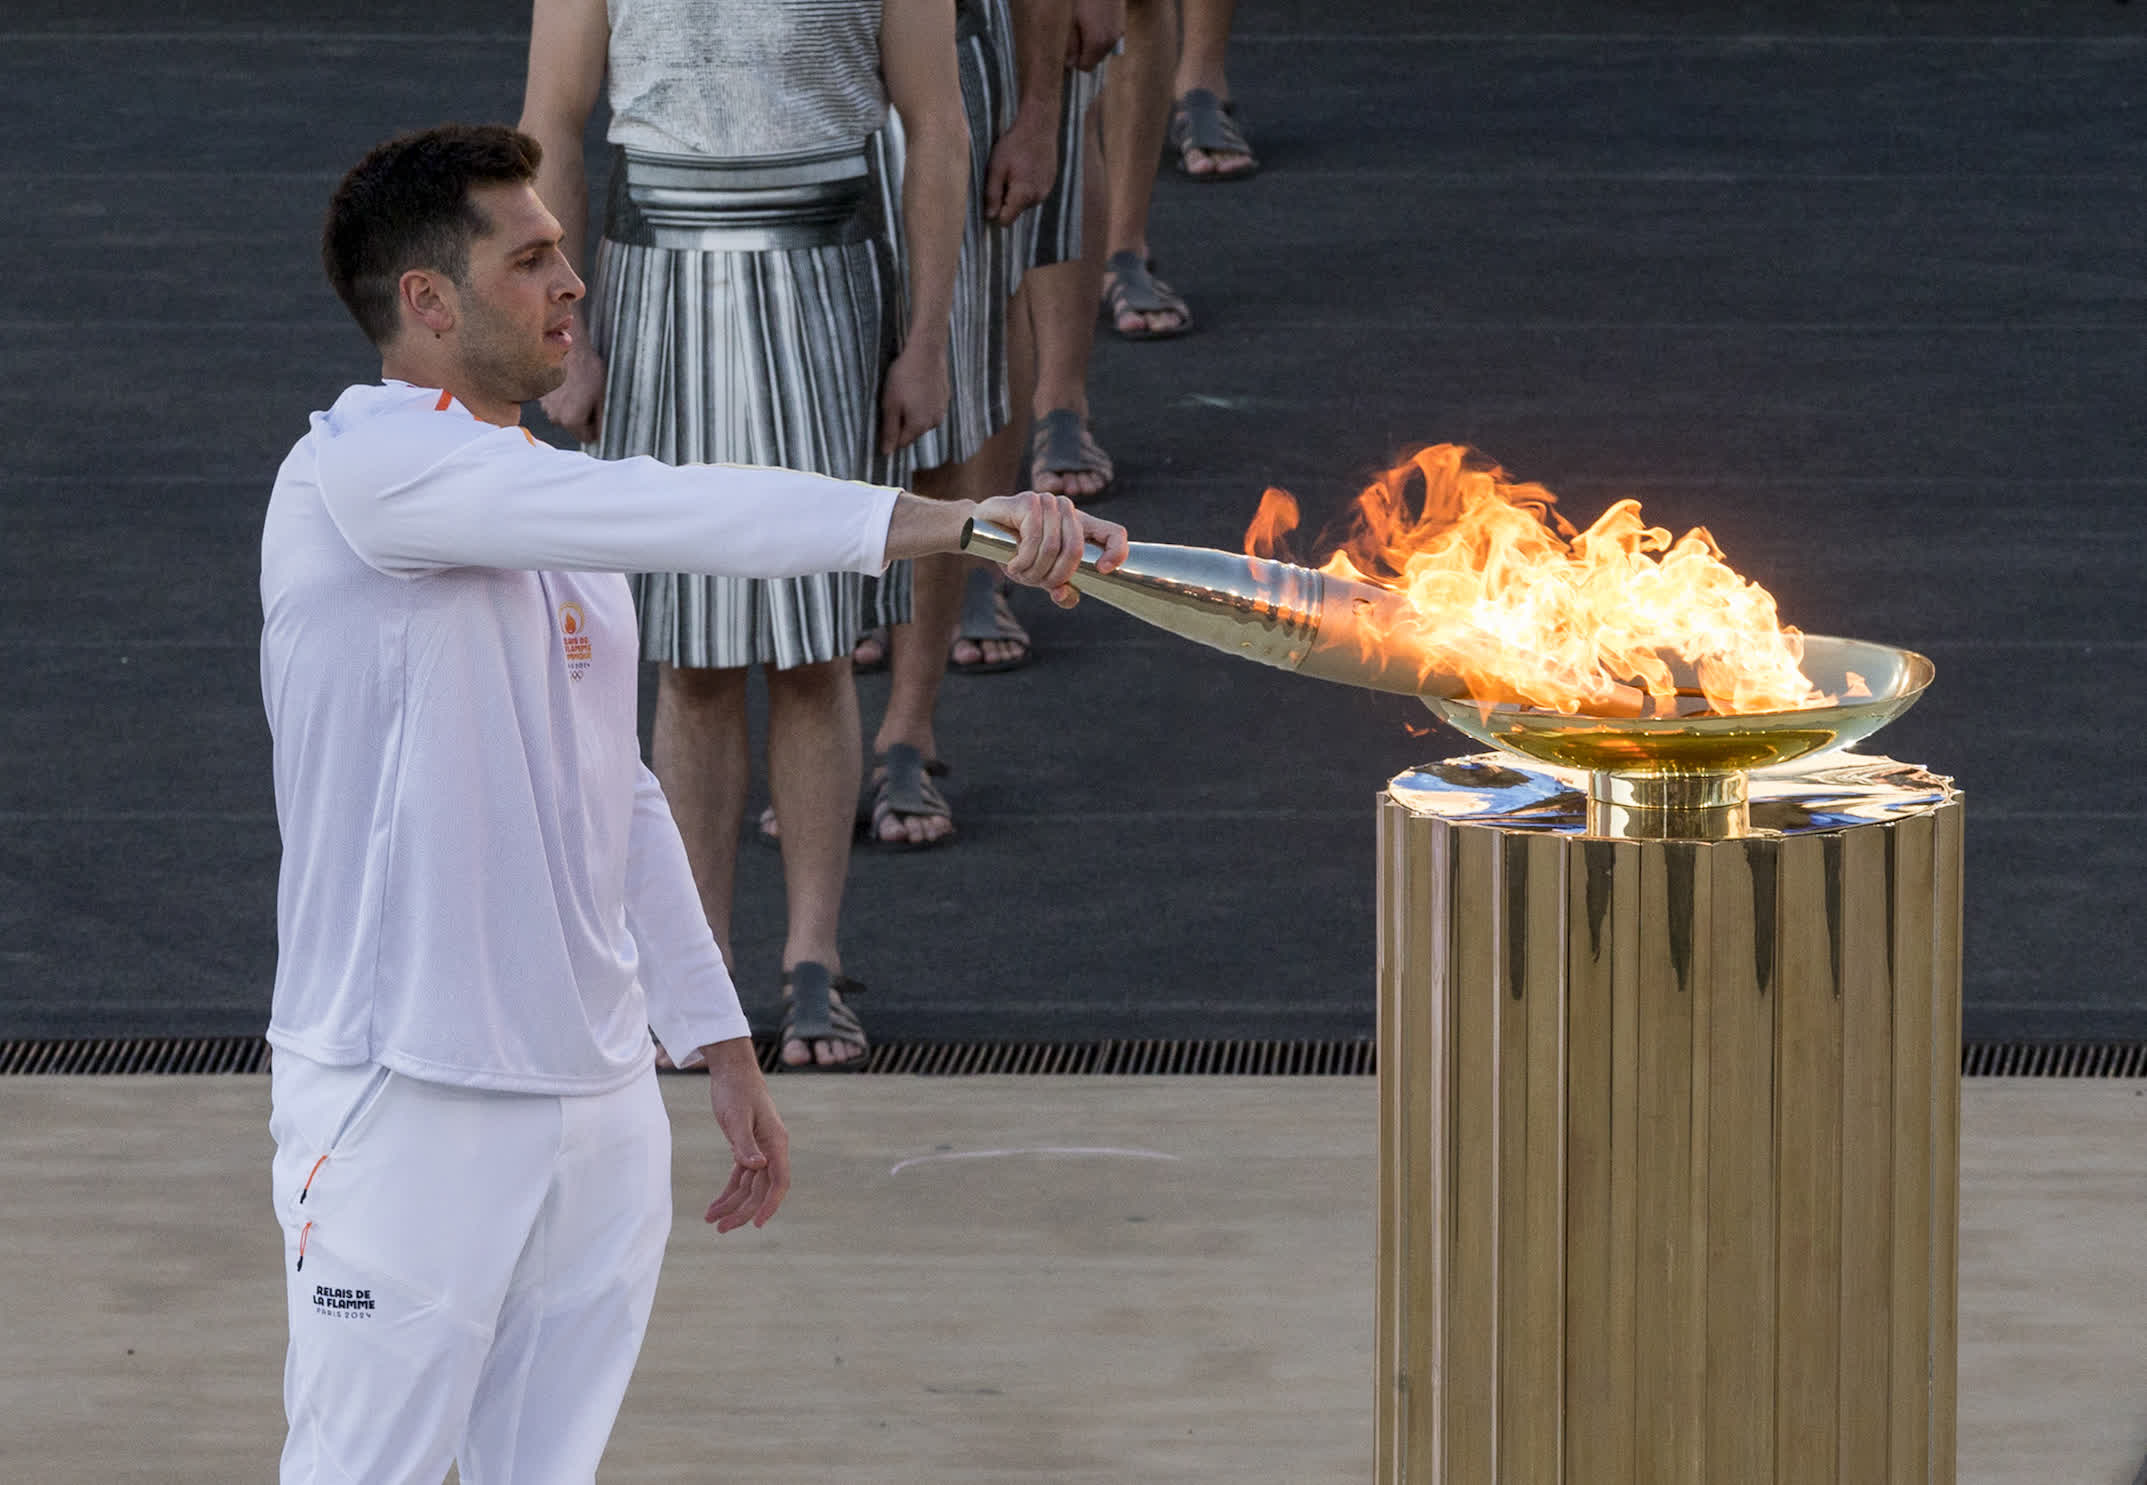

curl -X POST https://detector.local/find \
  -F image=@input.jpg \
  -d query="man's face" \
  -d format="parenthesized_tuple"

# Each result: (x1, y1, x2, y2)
(446, 182, 584, 405)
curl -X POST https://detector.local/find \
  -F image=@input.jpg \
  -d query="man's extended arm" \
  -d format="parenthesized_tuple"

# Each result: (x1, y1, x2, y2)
(318, 410, 1126, 594)
(321, 420, 900, 580)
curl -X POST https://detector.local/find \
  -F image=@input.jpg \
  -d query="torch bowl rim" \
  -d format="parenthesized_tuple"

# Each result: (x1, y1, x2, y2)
(1420, 634, 1934, 776)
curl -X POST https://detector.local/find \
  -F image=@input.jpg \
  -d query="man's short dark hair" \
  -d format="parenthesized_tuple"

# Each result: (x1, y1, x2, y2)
(322, 124, 543, 346)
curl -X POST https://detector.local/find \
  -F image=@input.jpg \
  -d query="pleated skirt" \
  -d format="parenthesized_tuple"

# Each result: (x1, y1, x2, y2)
(588, 147, 910, 670)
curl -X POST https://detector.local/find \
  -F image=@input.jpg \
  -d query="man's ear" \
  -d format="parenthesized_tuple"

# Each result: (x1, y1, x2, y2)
(398, 268, 457, 338)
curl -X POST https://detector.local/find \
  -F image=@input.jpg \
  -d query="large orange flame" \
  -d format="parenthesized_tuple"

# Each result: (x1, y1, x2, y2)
(1246, 445, 1822, 717)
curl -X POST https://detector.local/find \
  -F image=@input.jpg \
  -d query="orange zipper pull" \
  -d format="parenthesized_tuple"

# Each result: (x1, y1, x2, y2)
(300, 1153, 329, 1204)
(297, 1220, 313, 1273)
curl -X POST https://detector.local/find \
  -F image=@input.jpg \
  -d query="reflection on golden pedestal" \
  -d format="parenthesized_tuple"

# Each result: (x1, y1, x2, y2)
(1376, 754, 1963, 1484)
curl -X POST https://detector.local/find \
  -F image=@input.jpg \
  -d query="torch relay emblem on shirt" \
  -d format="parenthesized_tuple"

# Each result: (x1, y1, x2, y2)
(559, 602, 593, 681)
(313, 1284, 374, 1319)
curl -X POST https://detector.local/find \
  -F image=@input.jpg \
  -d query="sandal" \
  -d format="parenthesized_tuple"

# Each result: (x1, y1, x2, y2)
(852, 624, 889, 673)
(778, 962, 870, 1071)
(1168, 88, 1259, 182)
(1101, 251, 1193, 341)
(950, 567, 1034, 673)
(865, 741, 954, 850)
(1029, 408, 1117, 503)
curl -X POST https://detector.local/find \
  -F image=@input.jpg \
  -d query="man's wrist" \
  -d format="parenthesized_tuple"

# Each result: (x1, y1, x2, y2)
(884, 493, 979, 563)
(934, 498, 981, 548)
(698, 1035, 758, 1072)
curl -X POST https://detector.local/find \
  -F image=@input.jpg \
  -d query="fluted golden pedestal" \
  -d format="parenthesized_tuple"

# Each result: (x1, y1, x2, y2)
(1375, 754, 1963, 1484)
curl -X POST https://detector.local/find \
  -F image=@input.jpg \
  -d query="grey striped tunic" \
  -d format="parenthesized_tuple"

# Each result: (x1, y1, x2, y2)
(590, 0, 905, 670)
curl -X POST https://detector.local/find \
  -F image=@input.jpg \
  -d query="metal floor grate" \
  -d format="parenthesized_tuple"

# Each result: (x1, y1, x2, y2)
(1960, 1041, 2147, 1078)
(3, 1036, 2145, 1078)
(1, 1036, 274, 1076)
(0, 1036, 1376, 1078)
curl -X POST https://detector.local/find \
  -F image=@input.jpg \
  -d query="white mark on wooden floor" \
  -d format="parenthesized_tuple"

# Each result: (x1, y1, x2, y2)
(889, 1146, 1180, 1177)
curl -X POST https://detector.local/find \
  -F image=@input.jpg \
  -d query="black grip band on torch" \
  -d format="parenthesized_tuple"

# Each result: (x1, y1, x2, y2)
(959, 516, 1462, 699)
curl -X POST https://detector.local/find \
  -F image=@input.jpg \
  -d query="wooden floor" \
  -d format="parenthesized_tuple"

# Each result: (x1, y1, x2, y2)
(0, 1075, 2141, 1482)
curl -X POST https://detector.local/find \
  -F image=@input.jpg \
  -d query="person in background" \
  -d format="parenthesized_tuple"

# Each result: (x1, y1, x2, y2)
(1098, 0, 1191, 340)
(519, 0, 968, 1068)
(859, 0, 1066, 838)
(1021, 0, 1123, 503)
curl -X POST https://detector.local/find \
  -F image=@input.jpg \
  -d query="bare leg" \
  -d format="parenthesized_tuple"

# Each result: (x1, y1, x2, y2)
(1175, 0, 1238, 100)
(650, 663, 750, 968)
(1100, 0, 1185, 337)
(1032, 106, 1107, 426)
(945, 291, 1039, 652)
(876, 405, 1031, 852)
(875, 264, 1039, 843)
(877, 460, 966, 837)
(1171, 0, 1255, 179)
(1026, 106, 1111, 500)
(763, 655, 865, 1067)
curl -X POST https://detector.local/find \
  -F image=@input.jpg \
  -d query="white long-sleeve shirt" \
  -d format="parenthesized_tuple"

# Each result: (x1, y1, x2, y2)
(259, 381, 901, 1093)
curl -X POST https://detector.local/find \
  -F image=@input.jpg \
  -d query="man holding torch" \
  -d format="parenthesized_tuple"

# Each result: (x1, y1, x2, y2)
(259, 123, 1126, 1481)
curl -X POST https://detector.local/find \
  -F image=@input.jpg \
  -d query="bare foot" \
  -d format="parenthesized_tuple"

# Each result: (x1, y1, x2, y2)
(949, 633, 1030, 668)
(780, 1002, 866, 1068)
(1181, 143, 1255, 179)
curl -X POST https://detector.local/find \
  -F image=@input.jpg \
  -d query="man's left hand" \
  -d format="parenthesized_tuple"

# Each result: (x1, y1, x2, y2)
(699, 1038, 790, 1232)
(973, 491, 1129, 607)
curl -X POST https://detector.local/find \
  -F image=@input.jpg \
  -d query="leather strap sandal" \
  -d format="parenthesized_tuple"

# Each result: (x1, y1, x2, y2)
(866, 742, 954, 851)
(1168, 88, 1259, 181)
(778, 962, 870, 1071)
(949, 567, 1034, 673)
(1030, 408, 1117, 503)
(1101, 251, 1193, 340)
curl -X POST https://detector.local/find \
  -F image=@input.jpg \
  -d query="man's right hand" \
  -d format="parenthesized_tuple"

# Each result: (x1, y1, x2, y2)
(973, 491, 1128, 607)
(540, 325, 605, 443)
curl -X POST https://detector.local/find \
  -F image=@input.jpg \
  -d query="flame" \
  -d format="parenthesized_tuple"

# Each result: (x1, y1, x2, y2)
(1247, 445, 1823, 717)
(1243, 487, 1302, 559)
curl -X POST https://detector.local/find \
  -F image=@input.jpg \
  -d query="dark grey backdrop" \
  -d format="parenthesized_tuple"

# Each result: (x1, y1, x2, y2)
(6, 1, 2142, 1043)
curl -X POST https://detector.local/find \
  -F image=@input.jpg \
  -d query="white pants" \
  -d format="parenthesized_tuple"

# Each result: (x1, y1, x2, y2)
(269, 1052, 672, 1484)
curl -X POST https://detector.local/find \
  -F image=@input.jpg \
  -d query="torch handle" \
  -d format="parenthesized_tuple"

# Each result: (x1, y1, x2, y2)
(957, 517, 1109, 577)
(959, 515, 1339, 679)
